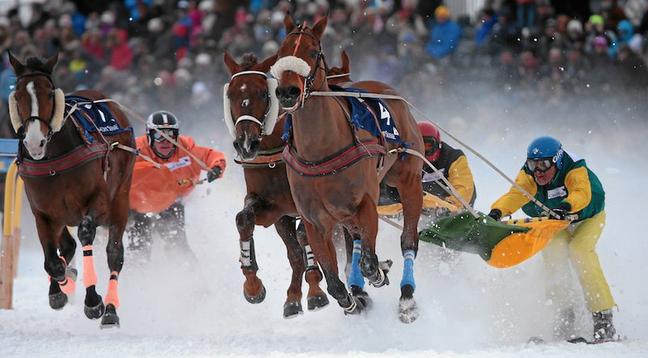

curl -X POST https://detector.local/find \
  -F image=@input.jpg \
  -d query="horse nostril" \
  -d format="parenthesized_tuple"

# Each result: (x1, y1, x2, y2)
(39, 139, 45, 147)
(233, 141, 241, 152)
(288, 86, 301, 98)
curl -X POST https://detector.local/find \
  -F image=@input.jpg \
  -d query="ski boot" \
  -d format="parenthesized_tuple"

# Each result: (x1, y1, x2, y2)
(592, 310, 617, 343)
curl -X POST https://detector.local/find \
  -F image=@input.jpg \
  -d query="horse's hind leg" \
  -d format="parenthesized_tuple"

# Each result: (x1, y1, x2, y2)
(236, 195, 266, 304)
(274, 216, 305, 318)
(101, 192, 130, 329)
(393, 168, 423, 323)
(303, 221, 364, 315)
(344, 229, 371, 307)
(78, 216, 105, 320)
(296, 221, 329, 311)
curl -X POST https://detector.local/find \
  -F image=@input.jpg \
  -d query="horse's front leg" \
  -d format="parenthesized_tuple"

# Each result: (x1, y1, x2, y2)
(236, 195, 266, 304)
(296, 221, 329, 311)
(77, 216, 105, 320)
(303, 220, 365, 315)
(34, 215, 70, 310)
(274, 216, 306, 318)
(394, 170, 423, 323)
(355, 195, 392, 288)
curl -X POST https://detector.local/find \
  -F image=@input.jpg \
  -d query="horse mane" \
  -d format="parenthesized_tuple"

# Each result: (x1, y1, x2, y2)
(24, 57, 51, 74)
(240, 53, 259, 70)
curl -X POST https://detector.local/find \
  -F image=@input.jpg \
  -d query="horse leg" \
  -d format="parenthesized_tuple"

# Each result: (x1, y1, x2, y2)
(344, 229, 372, 308)
(57, 227, 78, 295)
(393, 171, 423, 323)
(236, 195, 265, 304)
(100, 193, 129, 329)
(296, 220, 329, 311)
(274, 216, 306, 318)
(303, 221, 365, 315)
(78, 216, 105, 319)
(355, 195, 392, 288)
(34, 216, 68, 310)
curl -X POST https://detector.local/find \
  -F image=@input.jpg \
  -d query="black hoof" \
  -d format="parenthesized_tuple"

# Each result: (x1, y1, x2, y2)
(84, 300, 105, 320)
(351, 286, 372, 310)
(100, 304, 120, 329)
(307, 293, 330, 311)
(342, 293, 367, 315)
(283, 301, 304, 319)
(49, 292, 68, 310)
(244, 285, 266, 304)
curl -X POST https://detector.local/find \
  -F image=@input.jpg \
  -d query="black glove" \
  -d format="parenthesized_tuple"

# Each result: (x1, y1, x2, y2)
(488, 208, 502, 221)
(207, 166, 222, 182)
(552, 203, 572, 220)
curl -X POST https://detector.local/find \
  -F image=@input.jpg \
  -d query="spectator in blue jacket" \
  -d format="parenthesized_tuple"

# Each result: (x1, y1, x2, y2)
(425, 6, 462, 60)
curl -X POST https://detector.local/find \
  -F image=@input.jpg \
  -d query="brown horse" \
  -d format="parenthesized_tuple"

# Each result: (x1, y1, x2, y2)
(8, 53, 135, 328)
(223, 52, 330, 318)
(272, 16, 424, 322)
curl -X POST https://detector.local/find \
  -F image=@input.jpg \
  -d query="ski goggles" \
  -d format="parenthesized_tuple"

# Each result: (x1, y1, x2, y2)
(424, 138, 439, 157)
(151, 129, 178, 142)
(526, 158, 553, 172)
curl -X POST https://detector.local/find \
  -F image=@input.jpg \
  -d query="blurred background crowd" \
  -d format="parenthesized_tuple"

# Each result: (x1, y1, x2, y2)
(1, 0, 647, 136)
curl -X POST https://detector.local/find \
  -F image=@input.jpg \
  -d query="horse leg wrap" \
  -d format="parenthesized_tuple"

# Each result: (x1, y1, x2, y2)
(347, 240, 365, 289)
(303, 245, 318, 271)
(52, 256, 76, 295)
(82, 245, 98, 288)
(340, 292, 356, 313)
(400, 250, 416, 291)
(105, 272, 120, 309)
(239, 238, 258, 271)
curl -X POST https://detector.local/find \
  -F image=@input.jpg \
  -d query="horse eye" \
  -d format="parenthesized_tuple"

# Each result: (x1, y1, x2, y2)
(309, 50, 318, 59)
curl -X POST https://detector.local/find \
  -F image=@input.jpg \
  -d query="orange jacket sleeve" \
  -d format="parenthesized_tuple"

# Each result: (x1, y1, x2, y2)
(180, 136, 227, 174)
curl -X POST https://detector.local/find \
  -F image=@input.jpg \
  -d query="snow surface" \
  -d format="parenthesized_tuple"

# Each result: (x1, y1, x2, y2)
(1, 97, 648, 357)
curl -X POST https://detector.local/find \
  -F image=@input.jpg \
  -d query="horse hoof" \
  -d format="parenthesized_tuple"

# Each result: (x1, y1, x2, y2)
(307, 293, 329, 311)
(100, 304, 120, 329)
(84, 300, 105, 320)
(49, 292, 68, 310)
(398, 297, 419, 324)
(244, 285, 266, 304)
(283, 301, 303, 319)
(342, 293, 367, 315)
(351, 286, 372, 310)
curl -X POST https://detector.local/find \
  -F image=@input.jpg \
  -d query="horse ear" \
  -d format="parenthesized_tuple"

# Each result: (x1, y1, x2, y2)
(284, 14, 295, 33)
(341, 50, 350, 72)
(311, 16, 328, 39)
(223, 51, 240, 75)
(8, 51, 25, 76)
(256, 54, 277, 73)
(43, 52, 59, 74)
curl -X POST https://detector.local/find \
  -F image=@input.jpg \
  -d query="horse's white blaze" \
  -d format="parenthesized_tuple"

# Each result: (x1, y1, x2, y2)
(270, 56, 311, 79)
(243, 131, 252, 152)
(26, 81, 39, 117)
(24, 120, 46, 159)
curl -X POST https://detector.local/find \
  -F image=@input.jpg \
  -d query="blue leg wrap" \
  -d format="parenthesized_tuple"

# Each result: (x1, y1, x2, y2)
(400, 250, 416, 290)
(347, 240, 365, 289)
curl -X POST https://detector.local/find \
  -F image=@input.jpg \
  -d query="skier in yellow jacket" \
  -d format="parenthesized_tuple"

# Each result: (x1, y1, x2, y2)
(488, 136, 617, 343)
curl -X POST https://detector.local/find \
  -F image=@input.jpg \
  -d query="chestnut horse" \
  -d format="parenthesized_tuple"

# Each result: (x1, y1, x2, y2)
(272, 16, 424, 322)
(8, 53, 135, 328)
(223, 53, 329, 318)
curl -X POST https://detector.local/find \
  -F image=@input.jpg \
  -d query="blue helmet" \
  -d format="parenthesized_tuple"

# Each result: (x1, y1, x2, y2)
(527, 136, 564, 169)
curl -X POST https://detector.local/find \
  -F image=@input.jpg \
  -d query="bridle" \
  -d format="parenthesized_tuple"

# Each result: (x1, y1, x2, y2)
(228, 71, 272, 132)
(283, 26, 328, 104)
(14, 71, 58, 141)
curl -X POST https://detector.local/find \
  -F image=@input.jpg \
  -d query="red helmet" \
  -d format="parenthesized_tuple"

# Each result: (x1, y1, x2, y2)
(418, 122, 441, 162)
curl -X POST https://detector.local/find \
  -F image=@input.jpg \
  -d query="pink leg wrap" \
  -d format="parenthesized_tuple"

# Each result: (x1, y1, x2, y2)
(105, 272, 120, 308)
(53, 256, 76, 295)
(82, 245, 98, 287)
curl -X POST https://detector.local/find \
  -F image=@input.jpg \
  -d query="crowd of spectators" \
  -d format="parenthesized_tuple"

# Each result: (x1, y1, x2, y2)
(1, 0, 647, 134)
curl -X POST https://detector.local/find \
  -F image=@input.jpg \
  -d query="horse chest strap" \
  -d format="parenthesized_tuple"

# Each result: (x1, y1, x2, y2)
(282, 140, 386, 177)
(17, 142, 109, 178)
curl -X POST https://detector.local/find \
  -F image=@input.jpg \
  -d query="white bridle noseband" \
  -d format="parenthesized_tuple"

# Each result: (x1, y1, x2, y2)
(223, 70, 279, 139)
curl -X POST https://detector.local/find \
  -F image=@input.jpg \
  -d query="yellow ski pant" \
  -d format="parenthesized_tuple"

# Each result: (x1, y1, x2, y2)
(542, 211, 616, 313)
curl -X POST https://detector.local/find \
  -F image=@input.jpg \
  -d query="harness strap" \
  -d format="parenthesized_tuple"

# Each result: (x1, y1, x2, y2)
(234, 146, 284, 168)
(18, 142, 109, 177)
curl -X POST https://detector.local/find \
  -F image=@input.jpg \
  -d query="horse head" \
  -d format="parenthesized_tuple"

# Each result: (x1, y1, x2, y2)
(272, 15, 328, 110)
(8, 52, 65, 160)
(223, 52, 279, 160)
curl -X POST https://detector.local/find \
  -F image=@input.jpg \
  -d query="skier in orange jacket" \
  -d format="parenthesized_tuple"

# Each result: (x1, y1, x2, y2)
(127, 110, 226, 262)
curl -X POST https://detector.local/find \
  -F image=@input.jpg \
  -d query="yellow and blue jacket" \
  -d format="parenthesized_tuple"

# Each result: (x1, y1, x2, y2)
(491, 152, 604, 222)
